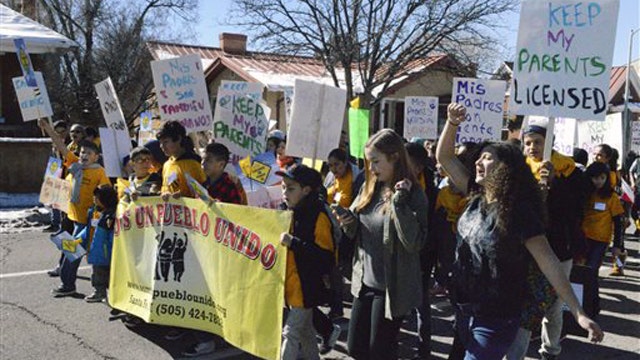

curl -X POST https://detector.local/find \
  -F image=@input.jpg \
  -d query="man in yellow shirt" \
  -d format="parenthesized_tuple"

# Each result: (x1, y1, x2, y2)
(39, 119, 111, 297)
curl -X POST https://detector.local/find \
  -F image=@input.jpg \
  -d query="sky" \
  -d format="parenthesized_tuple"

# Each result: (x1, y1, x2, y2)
(195, 0, 640, 67)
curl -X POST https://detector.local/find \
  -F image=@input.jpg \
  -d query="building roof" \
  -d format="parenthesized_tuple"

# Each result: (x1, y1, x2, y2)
(0, 4, 76, 54)
(147, 40, 450, 95)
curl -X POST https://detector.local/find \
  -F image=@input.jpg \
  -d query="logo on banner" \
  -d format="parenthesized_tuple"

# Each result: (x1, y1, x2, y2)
(155, 231, 189, 282)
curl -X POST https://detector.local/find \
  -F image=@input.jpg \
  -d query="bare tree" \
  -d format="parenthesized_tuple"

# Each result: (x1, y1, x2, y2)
(229, 0, 517, 108)
(34, 0, 198, 127)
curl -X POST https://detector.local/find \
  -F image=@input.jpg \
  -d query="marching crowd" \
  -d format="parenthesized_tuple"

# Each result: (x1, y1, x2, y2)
(37, 100, 637, 359)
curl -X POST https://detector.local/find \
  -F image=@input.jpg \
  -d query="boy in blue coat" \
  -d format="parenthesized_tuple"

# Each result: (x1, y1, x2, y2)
(76, 185, 118, 302)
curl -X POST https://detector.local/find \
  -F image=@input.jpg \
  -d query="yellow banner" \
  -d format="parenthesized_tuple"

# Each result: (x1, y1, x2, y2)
(110, 197, 291, 360)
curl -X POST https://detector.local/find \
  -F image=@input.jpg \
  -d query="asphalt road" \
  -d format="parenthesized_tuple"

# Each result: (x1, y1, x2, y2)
(1, 226, 639, 359)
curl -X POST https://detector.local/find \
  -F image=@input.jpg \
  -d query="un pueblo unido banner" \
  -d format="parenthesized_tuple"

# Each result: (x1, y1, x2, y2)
(110, 197, 292, 360)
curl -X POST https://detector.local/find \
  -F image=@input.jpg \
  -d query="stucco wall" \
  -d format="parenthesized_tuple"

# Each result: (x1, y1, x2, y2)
(0, 138, 51, 193)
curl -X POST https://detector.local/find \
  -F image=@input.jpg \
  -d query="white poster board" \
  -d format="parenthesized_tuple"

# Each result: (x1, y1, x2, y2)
(452, 78, 505, 144)
(95, 77, 128, 131)
(99, 127, 132, 178)
(212, 81, 269, 163)
(510, 0, 619, 120)
(527, 116, 577, 156)
(286, 79, 347, 160)
(631, 121, 640, 154)
(12, 72, 53, 121)
(151, 54, 213, 133)
(404, 96, 438, 140)
(577, 113, 623, 160)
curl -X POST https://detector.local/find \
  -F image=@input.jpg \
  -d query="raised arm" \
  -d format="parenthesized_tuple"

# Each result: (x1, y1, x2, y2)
(525, 235, 604, 343)
(38, 119, 68, 158)
(436, 103, 470, 195)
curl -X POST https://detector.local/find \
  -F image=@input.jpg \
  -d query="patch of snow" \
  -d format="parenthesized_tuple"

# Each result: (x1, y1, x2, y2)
(0, 206, 50, 234)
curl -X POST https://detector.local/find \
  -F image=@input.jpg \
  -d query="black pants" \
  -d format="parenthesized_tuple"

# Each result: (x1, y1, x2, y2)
(347, 285, 404, 360)
(312, 307, 333, 339)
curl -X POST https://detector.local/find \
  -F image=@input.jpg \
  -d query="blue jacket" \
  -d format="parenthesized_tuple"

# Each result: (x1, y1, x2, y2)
(78, 207, 115, 266)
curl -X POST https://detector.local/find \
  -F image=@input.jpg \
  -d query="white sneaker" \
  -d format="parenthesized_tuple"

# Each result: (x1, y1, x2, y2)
(182, 340, 216, 357)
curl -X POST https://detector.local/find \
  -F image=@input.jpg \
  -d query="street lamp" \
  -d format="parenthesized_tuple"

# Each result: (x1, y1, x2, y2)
(623, 28, 639, 158)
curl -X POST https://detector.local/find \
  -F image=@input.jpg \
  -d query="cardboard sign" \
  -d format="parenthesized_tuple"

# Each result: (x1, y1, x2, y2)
(99, 127, 132, 178)
(185, 173, 211, 203)
(140, 111, 153, 131)
(95, 77, 128, 131)
(631, 121, 640, 154)
(452, 78, 506, 143)
(286, 79, 347, 160)
(12, 72, 53, 121)
(39, 177, 70, 213)
(510, 0, 620, 120)
(43, 156, 63, 179)
(349, 108, 369, 159)
(151, 54, 213, 133)
(576, 113, 623, 160)
(404, 96, 438, 140)
(212, 81, 269, 162)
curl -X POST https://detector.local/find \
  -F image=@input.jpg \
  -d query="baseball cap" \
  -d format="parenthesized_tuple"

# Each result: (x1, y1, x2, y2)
(276, 164, 322, 189)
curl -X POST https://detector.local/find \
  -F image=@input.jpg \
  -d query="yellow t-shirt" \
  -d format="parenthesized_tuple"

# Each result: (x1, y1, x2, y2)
(285, 212, 333, 308)
(64, 152, 111, 224)
(582, 193, 624, 243)
(435, 185, 468, 232)
(116, 177, 130, 200)
(327, 168, 354, 208)
(526, 151, 576, 181)
(161, 154, 206, 198)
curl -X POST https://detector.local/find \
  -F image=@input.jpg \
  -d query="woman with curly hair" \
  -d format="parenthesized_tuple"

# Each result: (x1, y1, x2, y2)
(436, 103, 603, 359)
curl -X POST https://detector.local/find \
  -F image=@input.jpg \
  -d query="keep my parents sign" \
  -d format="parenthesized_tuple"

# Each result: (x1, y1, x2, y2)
(452, 78, 505, 143)
(510, 0, 619, 120)
(151, 54, 213, 133)
(95, 77, 128, 131)
(212, 81, 269, 162)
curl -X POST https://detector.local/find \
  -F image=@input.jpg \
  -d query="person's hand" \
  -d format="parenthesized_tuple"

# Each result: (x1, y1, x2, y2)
(394, 178, 412, 192)
(130, 191, 140, 201)
(576, 312, 604, 343)
(280, 233, 293, 247)
(161, 192, 172, 202)
(447, 103, 467, 126)
(539, 161, 555, 183)
(172, 191, 181, 199)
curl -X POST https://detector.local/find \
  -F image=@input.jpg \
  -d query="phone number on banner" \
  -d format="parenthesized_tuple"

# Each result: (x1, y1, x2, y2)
(155, 303, 224, 327)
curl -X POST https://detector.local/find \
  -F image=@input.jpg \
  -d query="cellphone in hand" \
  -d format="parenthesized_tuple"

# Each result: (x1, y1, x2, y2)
(331, 203, 350, 217)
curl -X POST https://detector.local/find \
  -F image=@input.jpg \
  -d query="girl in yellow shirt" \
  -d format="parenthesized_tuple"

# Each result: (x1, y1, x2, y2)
(581, 162, 624, 273)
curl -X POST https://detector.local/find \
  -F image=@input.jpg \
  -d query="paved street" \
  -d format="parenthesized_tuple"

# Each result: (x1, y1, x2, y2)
(1, 225, 639, 359)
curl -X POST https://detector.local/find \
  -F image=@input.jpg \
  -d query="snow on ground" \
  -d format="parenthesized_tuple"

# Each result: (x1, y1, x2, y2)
(0, 193, 49, 233)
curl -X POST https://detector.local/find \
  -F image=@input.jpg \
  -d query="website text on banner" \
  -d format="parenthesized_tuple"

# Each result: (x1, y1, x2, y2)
(451, 78, 505, 144)
(12, 72, 53, 121)
(510, 0, 620, 120)
(286, 79, 347, 160)
(404, 96, 439, 141)
(212, 81, 269, 163)
(109, 197, 291, 360)
(151, 54, 213, 133)
(95, 77, 129, 132)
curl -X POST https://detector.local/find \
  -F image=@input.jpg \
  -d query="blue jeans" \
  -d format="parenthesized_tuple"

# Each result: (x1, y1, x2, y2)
(455, 309, 520, 360)
(60, 222, 86, 290)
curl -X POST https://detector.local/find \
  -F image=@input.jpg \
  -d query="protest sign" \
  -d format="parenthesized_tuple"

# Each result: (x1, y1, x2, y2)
(13, 38, 37, 87)
(283, 86, 294, 133)
(287, 79, 347, 160)
(12, 72, 53, 121)
(110, 197, 291, 360)
(631, 121, 640, 154)
(185, 173, 211, 203)
(151, 54, 213, 133)
(404, 96, 438, 141)
(43, 156, 63, 179)
(39, 177, 70, 213)
(245, 185, 283, 209)
(527, 116, 577, 156)
(50, 231, 86, 262)
(349, 108, 369, 159)
(510, 0, 620, 120)
(140, 111, 153, 131)
(577, 113, 623, 159)
(452, 78, 505, 143)
(212, 81, 270, 162)
(99, 127, 132, 178)
(95, 77, 128, 131)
